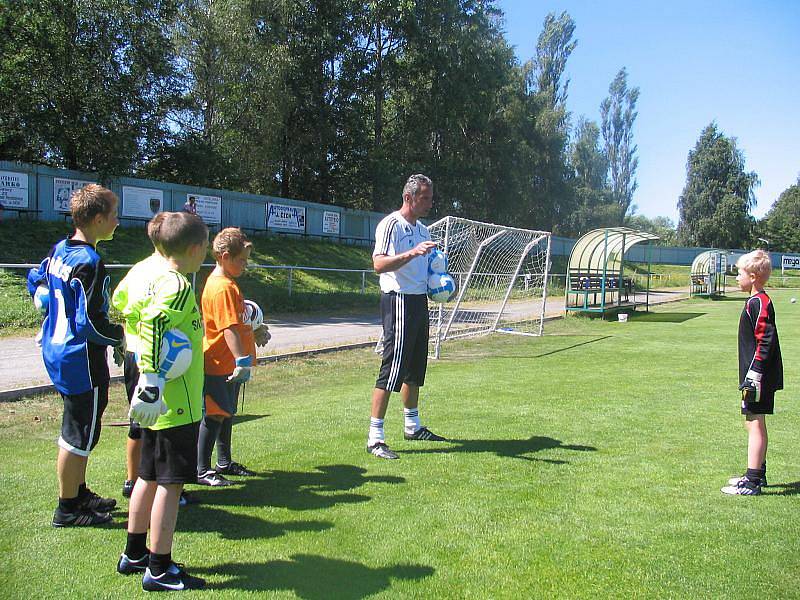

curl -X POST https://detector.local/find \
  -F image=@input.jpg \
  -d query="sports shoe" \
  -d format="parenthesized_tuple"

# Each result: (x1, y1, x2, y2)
(727, 474, 767, 487)
(215, 461, 256, 476)
(721, 476, 762, 496)
(404, 426, 447, 441)
(52, 507, 112, 527)
(196, 470, 233, 486)
(179, 491, 197, 506)
(122, 480, 135, 498)
(117, 553, 149, 575)
(367, 442, 399, 459)
(79, 486, 117, 512)
(142, 564, 206, 592)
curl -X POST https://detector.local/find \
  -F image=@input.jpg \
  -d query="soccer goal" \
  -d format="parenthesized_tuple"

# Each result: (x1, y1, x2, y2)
(427, 216, 552, 358)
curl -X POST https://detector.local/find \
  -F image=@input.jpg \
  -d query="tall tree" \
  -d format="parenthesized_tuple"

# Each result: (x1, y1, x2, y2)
(600, 67, 639, 222)
(677, 123, 758, 248)
(759, 178, 800, 252)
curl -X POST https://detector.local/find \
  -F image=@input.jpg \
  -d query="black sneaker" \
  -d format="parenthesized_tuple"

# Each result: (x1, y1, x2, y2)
(117, 553, 149, 575)
(404, 426, 447, 441)
(142, 564, 206, 591)
(122, 480, 135, 498)
(367, 442, 399, 459)
(79, 486, 117, 512)
(196, 470, 233, 487)
(215, 462, 256, 476)
(721, 476, 762, 496)
(52, 507, 112, 528)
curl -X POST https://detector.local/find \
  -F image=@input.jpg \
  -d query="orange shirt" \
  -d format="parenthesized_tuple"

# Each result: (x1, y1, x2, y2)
(201, 273, 256, 376)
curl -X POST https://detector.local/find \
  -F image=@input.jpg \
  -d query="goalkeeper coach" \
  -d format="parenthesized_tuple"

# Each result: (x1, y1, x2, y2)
(367, 174, 447, 460)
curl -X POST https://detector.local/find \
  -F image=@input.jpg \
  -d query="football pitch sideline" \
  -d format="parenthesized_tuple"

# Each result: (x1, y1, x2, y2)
(1, 292, 798, 598)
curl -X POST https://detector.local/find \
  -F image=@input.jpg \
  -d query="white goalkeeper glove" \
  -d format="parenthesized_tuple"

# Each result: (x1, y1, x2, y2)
(129, 372, 167, 427)
(254, 323, 271, 347)
(740, 369, 762, 404)
(227, 355, 252, 384)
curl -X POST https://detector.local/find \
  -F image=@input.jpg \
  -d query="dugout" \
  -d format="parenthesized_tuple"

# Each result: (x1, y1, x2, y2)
(565, 227, 659, 315)
(690, 250, 727, 297)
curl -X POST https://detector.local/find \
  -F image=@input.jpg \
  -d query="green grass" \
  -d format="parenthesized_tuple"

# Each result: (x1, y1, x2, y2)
(2, 290, 799, 598)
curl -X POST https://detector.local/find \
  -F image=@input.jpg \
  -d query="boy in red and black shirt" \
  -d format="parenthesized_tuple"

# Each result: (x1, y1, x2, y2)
(722, 250, 783, 496)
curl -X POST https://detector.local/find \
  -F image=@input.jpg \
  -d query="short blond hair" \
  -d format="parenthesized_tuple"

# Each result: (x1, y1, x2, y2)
(212, 227, 252, 260)
(736, 249, 772, 281)
(70, 184, 117, 227)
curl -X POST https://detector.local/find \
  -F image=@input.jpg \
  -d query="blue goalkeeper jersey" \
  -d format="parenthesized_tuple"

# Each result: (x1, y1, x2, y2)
(27, 238, 124, 395)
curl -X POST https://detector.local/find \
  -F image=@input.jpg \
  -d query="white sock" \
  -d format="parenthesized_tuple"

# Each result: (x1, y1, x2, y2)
(368, 418, 385, 446)
(404, 408, 420, 434)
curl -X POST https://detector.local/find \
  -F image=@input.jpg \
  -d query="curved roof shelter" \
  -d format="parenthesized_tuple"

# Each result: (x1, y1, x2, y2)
(569, 227, 660, 275)
(691, 250, 724, 274)
(690, 250, 727, 296)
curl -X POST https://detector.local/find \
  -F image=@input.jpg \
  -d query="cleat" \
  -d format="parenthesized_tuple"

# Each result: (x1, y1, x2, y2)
(118, 553, 149, 575)
(367, 442, 399, 460)
(404, 426, 447, 441)
(727, 474, 767, 487)
(179, 491, 197, 506)
(79, 487, 117, 512)
(52, 507, 112, 528)
(196, 470, 233, 487)
(122, 480, 135, 498)
(721, 476, 762, 496)
(214, 461, 256, 476)
(142, 564, 206, 592)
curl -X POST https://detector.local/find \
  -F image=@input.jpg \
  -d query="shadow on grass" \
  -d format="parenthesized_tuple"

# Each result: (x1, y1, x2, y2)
(197, 554, 434, 597)
(461, 335, 613, 361)
(401, 435, 597, 463)
(232, 413, 270, 425)
(767, 481, 800, 496)
(188, 464, 405, 511)
(626, 312, 705, 323)
(178, 505, 333, 540)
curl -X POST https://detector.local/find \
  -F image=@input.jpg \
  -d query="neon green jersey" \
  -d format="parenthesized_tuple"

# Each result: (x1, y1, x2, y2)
(112, 255, 204, 430)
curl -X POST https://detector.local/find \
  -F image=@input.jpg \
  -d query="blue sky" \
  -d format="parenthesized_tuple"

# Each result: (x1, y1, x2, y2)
(496, 0, 800, 223)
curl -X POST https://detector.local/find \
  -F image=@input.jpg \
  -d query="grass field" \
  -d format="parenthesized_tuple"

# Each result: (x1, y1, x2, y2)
(1, 291, 798, 598)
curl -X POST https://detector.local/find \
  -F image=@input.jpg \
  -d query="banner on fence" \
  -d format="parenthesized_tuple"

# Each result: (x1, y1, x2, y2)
(186, 193, 221, 224)
(782, 256, 800, 271)
(267, 202, 305, 231)
(54, 178, 93, 213)
(0, 171, 28, 208)
(323, 210, 340, 234)
(122, 186, 164, 219)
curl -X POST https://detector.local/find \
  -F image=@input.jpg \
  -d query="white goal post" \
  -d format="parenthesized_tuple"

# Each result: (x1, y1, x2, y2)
(427, 216, 552, 358)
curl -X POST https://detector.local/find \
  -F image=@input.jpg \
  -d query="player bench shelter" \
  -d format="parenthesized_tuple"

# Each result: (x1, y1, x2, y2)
(689, 250, 727, 297)
(565, 227, 659, 315)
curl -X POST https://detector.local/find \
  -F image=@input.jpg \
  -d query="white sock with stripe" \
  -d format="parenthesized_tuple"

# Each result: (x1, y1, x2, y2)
(368, 418, 385, 446)
(404, 408, 420, 434)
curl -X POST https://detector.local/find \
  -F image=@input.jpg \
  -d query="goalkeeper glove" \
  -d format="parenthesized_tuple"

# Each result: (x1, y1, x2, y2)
(740, 369, 762, 404)
(129, 372, 167, 427)
(112, 337, 126, 367)
(227, 355, 252, 384)
(254, 323, 271, 347)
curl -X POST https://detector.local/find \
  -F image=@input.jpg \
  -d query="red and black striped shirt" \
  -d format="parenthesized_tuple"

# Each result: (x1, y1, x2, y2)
(738, 291, 783, 391)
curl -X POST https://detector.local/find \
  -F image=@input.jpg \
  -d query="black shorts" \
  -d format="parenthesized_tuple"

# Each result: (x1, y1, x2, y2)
(204, 374, 240, 418)
(123, 351, 142, 440)
(139, 421, 200, 485)
(58, 383, 109, 457)
(375, 292, 428, 393)
(741, 387, 776, 416)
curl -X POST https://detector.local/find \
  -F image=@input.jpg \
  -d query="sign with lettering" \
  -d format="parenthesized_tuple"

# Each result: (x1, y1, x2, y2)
(0, 171, 29, 208)
(267, 202, 305, 231)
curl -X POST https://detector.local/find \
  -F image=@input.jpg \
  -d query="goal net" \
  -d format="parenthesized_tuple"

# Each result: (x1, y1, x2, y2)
(427, 216, 552, 358)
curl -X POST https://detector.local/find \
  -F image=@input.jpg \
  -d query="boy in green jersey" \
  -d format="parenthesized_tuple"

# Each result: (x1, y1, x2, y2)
(113, 212, 209, 592)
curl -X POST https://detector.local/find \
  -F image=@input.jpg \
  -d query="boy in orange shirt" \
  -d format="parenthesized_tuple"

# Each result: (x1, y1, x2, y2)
(197, 228, 269, 485)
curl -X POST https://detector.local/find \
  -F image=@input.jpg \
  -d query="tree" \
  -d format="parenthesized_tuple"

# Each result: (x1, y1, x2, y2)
(759, 178, 800, 252)
(677, 123, 758, 248)
(600, 68, 639, 221)
(625, 214, 678, 246)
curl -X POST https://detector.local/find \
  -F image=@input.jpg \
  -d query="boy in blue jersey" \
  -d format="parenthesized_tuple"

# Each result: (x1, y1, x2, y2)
(27, 184, 126, 527)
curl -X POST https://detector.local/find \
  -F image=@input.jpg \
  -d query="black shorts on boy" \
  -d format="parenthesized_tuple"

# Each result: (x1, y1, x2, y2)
(139, 422, 201, 485)
(59, 383, 110, 456)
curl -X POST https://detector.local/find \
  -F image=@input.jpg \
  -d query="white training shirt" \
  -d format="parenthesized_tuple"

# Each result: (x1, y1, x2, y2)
(373, 210, 431, 294)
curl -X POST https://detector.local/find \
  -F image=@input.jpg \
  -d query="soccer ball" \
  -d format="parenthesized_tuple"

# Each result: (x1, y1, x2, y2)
(428, 249, 448, 274)
(792, 298, 797, 304)
(243, 299, 263, 329)
(159, 329, 192, 381)
(427, 273, 457, 303)
(33, 284, 49, 315)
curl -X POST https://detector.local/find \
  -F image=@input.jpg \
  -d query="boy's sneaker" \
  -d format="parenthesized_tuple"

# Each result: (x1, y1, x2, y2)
(367, 442, 399, 460)
(727, 474, 767, 487)
(179, 491, 197, 506)
(196, 470, 233, 487)
(142, 564, 206, 592)
(52, 507, 112, 528)
(122, 480, 135, 498)
(404, 426, 447, 442)
(721, 476, 762, 496)
(215, 461, 256, 476)
(79, 487, 117, 512)
(117, 553, 149, 575)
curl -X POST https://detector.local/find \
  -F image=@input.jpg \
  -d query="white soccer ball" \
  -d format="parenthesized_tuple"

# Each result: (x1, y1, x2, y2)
(159, 328, 192, 381)
(243, 299, 264, 329)
(33, 284, 49, 315)
(792, 298, 797, 304)
(427, 272, 457, 303)
(428, 248, 448, 274)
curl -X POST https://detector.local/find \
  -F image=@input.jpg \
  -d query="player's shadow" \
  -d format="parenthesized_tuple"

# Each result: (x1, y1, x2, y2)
(232, 413, 270, 425)
(626, 312, 705, 323)
(189, 464, 405, 511)
(178, 505, 333, 540)
(196, 554, 435, 597)
(767, 481, 800, 496)
(401, 436, 596, 463)
(461, 335, 612, 361)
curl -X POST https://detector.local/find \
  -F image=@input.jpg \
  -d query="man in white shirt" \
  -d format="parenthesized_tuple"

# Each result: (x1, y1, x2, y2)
(368, 174, 447, 459)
